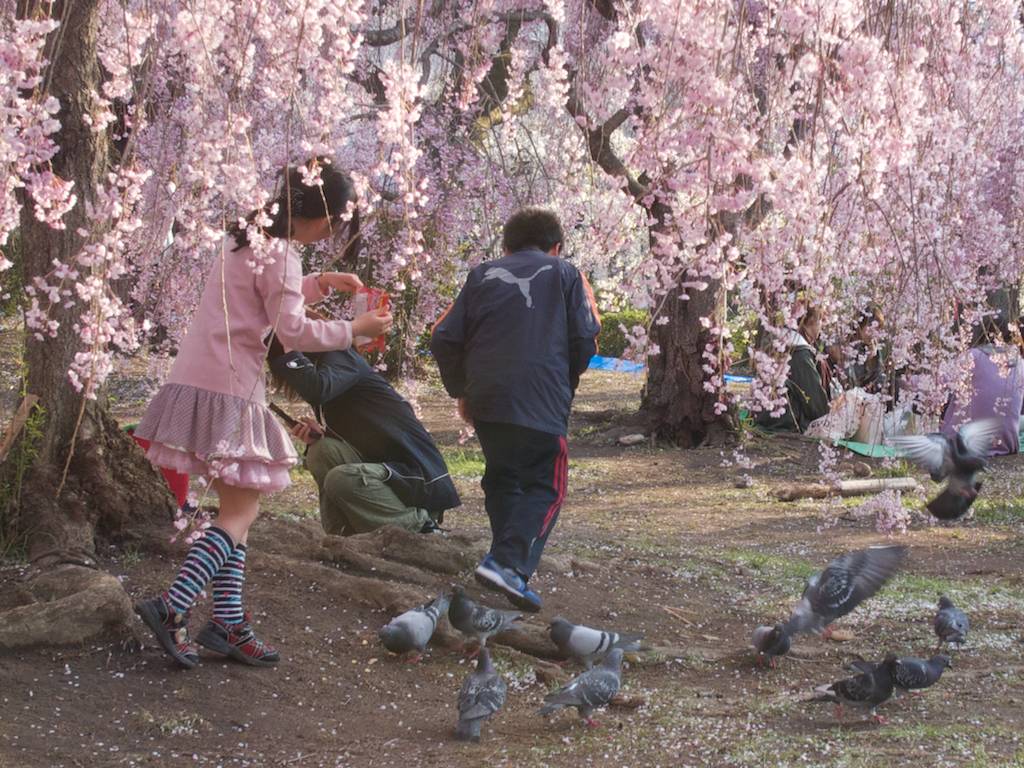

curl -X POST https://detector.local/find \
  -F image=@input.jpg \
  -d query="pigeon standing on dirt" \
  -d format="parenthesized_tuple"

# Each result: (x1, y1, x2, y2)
(786, 545, 907, 638)
(848, 655, 951, 694)
(751, 623, 792, 668)
(378, 591, 451, 660)
(813, 655, 898, 723)
(548, 617, 643, 669)
(934, 595, 970, 649)
(889, 419, 1001, 521)
(448, 585, 522, 652)
(455, 647, 507, 742)
(538, 648, 623, 727)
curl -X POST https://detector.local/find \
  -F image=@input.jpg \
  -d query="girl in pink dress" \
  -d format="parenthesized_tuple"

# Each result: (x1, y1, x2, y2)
(133, 161, 392, 669)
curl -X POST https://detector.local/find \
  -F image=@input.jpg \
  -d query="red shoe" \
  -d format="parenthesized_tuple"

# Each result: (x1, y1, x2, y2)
(134, 593, 199, 669)
(195, 613, 281, 666)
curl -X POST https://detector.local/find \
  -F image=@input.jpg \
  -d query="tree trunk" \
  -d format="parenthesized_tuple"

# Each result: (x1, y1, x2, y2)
(640, 277, 733, 447)
(11, 0, 173, 569)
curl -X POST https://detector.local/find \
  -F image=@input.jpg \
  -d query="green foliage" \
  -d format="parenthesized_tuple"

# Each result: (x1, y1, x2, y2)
(441, 447, 486, 478)
(0, 396, 45, 561)
(597, 308, 649, 358)
(0, 229, 23, 317)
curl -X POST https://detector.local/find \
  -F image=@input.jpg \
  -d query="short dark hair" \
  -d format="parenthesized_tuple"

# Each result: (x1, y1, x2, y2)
(502, 207, 564, 253)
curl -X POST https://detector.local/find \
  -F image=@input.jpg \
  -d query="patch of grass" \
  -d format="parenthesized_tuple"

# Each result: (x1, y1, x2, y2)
(717, 548, 819, 581)
(442, 447, 486, 478)
(120, 545, 143, 568)
(136, 709, 204, 736)
(872, 460, 913, 478)
(972, 498, 1024, 525)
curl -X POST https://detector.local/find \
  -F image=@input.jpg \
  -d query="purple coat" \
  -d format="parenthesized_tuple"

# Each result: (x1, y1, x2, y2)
(941, 346, 1024, 456)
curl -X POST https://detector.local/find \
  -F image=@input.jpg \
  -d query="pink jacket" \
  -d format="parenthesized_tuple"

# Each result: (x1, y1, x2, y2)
(167, 237, 352, 403)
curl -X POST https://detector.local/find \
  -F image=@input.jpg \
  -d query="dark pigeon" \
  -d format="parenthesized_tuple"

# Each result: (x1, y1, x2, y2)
(538, 648, 623, 727)
(890, 419, 1001, 521)
(549, 617, 643, 669)
(814, 655, 898, 723)
(934, 595, 970, 649)
(848, 655, 951, 694)
(785, 545, 907, 638)
(752, 623, 792, 668)
(378, 591, 451, 660)
(448, 585, 522, 651)
(455, 647, 507, 742)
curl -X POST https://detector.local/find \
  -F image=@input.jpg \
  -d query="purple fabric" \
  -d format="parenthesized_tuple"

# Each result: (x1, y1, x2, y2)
(941, 346, 1024, 456)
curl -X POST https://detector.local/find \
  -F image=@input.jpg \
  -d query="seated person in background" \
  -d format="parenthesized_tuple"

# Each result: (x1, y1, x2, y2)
(941, 312, 1024, 456)
(835, 303, 888, 395)
(267, 336, 461, 535)
(756, 307, 831, 432)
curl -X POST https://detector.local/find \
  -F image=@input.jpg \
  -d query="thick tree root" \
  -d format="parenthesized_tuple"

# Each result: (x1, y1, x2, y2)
(0, 565, 135, 650)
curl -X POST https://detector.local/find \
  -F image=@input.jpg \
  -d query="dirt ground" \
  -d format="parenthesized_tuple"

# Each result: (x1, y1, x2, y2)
(2, 366, 1024, 768)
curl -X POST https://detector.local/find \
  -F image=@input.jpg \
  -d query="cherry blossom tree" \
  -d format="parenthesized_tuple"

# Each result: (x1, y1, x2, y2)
(3, 0, 1024, 585)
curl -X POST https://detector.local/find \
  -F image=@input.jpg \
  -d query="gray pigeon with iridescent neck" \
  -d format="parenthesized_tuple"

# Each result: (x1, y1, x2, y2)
(455, 647, 506, 742)
(934, 595, 969, 649)
(785, 545, 906, 638)
(538, 648, 623, 727)
(813, 655, 897, 724)
(889, 419, 1001, 521)
(448, 585, 522, 649)
(549, 617, 643, 669)
(848, 655, 951, 694)
(378, 591, 450, 659)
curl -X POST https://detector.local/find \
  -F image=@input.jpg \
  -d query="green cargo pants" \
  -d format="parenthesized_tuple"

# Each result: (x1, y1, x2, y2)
(304, 437, 430, 536)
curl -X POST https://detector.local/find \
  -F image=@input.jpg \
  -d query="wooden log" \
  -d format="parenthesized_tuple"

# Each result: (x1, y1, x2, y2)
(837, 477, 920, 495)
(773, 477, 920, 501)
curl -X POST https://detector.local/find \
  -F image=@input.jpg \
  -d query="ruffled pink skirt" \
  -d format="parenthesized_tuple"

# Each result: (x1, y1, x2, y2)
(135, 383, 297, 493)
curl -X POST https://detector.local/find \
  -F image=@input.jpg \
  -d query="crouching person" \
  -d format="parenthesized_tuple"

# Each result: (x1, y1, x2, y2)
(268, 337, 461, 535)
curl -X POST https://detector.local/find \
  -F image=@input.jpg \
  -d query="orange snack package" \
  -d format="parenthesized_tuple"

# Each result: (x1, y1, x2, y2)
(353, 285, 390, 353)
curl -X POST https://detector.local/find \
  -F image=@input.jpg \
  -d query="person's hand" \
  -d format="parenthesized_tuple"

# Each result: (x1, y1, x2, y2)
(352, 309, 393, 339)
(289, 417, 323, 446)
(457, 398, 473, 426)
(318, 271, 363, 294)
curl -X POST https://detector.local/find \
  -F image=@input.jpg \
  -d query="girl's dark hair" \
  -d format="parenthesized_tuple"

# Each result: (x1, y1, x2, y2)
(231, 158, 361, 264)
(502, 207, 564, 253)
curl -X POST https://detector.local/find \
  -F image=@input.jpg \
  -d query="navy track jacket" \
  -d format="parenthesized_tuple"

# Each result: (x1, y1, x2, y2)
(430, 248, 601, 436)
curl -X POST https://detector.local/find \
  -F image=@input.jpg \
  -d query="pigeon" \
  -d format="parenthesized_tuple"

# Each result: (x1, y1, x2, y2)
(813, 654, 898, 723)
(934, 595, 970, 649)
(889, 419, 1001, 521)
(448, 585, 522, 652)
(538, 648, 623, 727)
(786, 545, 907, 638)
(455, 647, 507, 742)
(548, 617, 643, 669)
(751, 623, 792, 668)
(378, 591, 451, 661)
(847, 655, 951, 694)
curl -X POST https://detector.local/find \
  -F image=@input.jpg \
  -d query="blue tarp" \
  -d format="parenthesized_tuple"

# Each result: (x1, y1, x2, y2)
(588, 355, 645, 373)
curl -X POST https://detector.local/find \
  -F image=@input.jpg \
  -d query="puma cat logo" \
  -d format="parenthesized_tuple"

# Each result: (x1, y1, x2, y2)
(482, 265, 553, 308)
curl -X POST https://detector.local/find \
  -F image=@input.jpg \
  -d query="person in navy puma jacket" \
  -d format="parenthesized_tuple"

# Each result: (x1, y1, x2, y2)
(430, 208, 600, 611)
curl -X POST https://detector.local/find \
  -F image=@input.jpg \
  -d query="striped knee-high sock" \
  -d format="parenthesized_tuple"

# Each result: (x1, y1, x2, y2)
(211, 543, 247, 625)
(165, 526, 235, 614)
